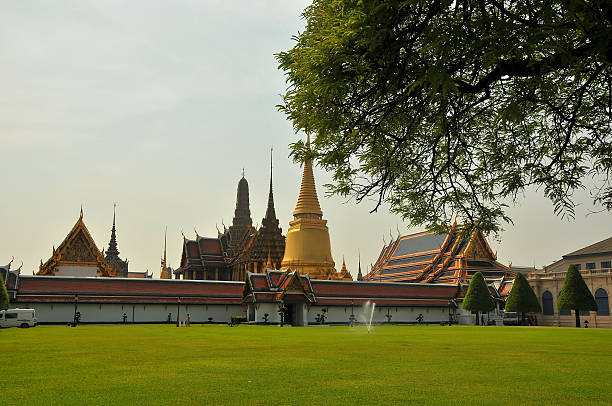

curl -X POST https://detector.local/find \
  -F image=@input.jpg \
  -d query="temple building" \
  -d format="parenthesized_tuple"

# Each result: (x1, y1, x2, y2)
(231, 153, 286, 280)
(174, 234, 230, 280)
(366, 223, 513, 285)
(104, 205, 129, 277)
(280, 144, 351, 281)
(38, 209, 115, 277)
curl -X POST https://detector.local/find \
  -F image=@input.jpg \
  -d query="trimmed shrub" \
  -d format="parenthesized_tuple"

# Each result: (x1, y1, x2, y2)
(0, 273, 9, 310)
(558, 264, 597, 327)
(462, 272, 495, 325)
(505, 272, 541, 318)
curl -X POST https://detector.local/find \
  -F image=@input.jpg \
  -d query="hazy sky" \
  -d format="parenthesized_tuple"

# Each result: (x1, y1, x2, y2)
(1, 1, 610, 277)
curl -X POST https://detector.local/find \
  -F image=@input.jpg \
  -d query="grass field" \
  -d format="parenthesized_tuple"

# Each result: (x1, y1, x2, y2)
(4, 324, 612, 405)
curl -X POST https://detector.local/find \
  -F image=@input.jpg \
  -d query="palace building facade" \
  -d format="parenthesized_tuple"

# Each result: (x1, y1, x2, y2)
(528, 237, 612, 328)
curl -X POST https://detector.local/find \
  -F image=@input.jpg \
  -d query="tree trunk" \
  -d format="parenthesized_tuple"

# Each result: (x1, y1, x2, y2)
(521, 312, 526, 325)
(575, 309, 580, 328)
(475, 311, 479, 326)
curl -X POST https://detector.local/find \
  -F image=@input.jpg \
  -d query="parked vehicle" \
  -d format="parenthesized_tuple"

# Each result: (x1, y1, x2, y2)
(0, 308, 37, 328)
(502, 311, 519, 326)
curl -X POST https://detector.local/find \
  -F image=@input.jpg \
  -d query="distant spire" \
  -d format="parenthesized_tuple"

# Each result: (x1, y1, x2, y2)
(160, 227, 169, 279)
(107, 203, 119, 258)
(80, 204, 83, 219)
(357, 249, 363, 281)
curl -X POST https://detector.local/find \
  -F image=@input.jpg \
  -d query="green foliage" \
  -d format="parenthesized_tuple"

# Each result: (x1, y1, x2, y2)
(231, 316, 247, 325)
(0, 272, 9, 310)
(462, 272, 495, 313)
(277, 0, 612, 234)
(558, 264, 598, 311)
(505, 272, 542, 314)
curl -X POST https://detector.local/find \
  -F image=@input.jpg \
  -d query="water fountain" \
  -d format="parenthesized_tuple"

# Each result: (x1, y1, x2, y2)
(360, 300, 377, 333)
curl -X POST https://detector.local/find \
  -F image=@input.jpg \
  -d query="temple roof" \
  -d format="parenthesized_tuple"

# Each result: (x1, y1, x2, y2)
(242, 270, 459, 306)
(38, 211, 115, 277)
(177, 234, 227, 274)
(15, 275, 244, 304)
(366, 225, 512, 285)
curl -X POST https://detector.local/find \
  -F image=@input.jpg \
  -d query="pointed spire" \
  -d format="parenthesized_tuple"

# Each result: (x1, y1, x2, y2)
(357, 249, 363, 281)
(107, 203, 119, 258)
(160, 227, 169, 279)
(265, 147, 277, 222)
(79, 205, 83, 219)
(293, 146, 323, 218)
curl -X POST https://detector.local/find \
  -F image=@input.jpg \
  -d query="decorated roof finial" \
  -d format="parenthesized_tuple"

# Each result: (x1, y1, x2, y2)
(80, 204, 83, 219)
(194, 227, 199, 238)
(242, 167, 245, 178)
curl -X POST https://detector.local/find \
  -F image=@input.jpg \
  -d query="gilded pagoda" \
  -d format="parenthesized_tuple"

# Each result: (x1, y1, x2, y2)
(280, 142, 351, 281)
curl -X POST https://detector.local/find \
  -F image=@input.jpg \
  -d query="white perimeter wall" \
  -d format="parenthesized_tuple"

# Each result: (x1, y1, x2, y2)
(309, 305, 452, 324)
(21, 301, 487, 325)
(19, 302, 245, 324)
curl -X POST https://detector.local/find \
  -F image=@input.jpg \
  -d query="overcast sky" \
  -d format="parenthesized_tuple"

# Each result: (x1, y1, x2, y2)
(1, 1, 610, 277)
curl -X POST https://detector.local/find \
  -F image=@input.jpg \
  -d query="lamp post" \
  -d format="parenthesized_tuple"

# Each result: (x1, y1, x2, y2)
(176, 297, 180, 327)
(73, 295, 78, 326)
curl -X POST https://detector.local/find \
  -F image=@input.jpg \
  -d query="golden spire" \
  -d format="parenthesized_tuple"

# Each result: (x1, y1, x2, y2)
(160, 227, 170, 279)
(293, 138, 323, 217)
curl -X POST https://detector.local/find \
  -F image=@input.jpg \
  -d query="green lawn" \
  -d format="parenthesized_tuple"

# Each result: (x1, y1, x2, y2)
(3, 325, 612, 405)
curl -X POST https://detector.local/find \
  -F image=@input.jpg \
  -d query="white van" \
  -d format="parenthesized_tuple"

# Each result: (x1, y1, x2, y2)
(0, 309, 37, 328)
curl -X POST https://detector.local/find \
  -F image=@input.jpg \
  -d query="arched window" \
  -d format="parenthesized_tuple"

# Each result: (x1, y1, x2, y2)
(595, 289, 610, 316)
(542, 291, 554, 315)
(558, 291, 570, 315)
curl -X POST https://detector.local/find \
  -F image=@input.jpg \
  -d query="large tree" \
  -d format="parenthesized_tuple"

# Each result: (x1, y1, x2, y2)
(462, 272, 496, 325)
(0, 273, 9, 310)
(558, 264, 597, 327)
(277, 0, 611, 234)
(504, 271, 541, 324)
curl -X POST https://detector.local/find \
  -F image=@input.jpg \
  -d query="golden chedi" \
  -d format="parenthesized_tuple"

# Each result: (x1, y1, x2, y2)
(281, 152, 349, 280)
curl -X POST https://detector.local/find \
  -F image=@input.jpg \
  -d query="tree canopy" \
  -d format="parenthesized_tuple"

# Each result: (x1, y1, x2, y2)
(462, 272, 495, 313)
(504, 272, 541, 314)
(0, 273, 9, 310)
(277, 0, 611, 233)
(558, 264, 597, 311)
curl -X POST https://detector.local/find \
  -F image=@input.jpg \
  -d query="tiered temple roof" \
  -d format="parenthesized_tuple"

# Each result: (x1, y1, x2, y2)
(366, 224, 512, 285)
(175, 234, 230, 280)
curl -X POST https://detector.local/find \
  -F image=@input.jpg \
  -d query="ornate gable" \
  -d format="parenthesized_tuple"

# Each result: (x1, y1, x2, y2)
(38, 212, 115, 277)
(463, 230, 496, 261)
